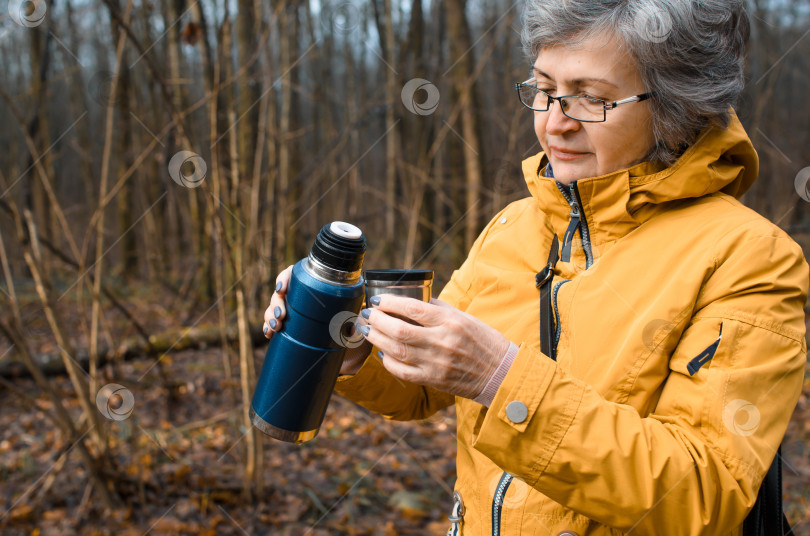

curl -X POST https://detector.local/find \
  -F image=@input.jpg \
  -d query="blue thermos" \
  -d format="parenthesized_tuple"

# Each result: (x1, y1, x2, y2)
(250, 222, 367, 443)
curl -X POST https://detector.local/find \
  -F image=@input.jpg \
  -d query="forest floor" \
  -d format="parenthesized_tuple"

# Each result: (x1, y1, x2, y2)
(1, 284, 809, 535)
(0, 344, 459, 535)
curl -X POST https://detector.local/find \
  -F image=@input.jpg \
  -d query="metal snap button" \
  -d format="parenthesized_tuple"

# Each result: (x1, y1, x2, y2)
(499, 217, 507, 224)
(556, 532, 580, 536)
(505, 401, 528, 424)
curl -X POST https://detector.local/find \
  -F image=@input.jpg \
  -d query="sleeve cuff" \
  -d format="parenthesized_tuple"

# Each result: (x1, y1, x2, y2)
(472, 342, 520, 407)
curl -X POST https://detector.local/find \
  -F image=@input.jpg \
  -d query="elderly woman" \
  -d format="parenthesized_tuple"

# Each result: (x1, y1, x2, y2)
(264, 0, 808, 534)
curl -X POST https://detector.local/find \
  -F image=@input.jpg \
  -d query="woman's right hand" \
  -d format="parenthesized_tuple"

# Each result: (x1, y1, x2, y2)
(262, 266, 372, 375)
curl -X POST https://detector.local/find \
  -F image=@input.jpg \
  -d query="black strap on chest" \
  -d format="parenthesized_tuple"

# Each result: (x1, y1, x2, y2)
(743, 445, 793, 535)
(535, 235, 559, 361)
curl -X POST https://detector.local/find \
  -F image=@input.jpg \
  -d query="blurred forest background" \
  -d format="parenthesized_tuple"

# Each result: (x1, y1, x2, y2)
(0, 0, 809, 534)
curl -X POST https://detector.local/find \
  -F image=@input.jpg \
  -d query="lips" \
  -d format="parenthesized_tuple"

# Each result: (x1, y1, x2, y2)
(549, 145, 590, 158)
(549, 145, 589, 161)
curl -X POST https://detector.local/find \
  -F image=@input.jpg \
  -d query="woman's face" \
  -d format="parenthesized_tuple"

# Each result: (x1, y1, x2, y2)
(533, 33, 657, 185)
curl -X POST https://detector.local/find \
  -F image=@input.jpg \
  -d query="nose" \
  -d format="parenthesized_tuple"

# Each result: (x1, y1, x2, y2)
(544, 98, 581, 136)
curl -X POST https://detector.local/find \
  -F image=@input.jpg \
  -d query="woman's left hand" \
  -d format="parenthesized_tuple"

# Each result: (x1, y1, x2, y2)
(358, 295, 511, 399)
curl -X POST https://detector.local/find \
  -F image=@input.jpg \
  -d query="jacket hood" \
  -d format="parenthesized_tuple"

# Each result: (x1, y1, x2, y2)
(522, 110, 759, 249)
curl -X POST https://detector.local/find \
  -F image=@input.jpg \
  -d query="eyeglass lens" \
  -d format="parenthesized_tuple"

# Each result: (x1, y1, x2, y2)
(518, 85, 605, 122)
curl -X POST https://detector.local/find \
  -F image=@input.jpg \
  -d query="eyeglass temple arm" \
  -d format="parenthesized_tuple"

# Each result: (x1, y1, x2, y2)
(605, 91, 657, 110)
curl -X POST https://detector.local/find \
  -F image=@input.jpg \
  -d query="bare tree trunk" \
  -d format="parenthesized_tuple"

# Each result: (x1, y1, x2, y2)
(446, 0, 483, 252)
(65, 0, 98, 210)
(224, 5, 261, 501)
(277, 3, 292, 264)
(375, 0, 399, 261)
(237, 0, 260, 195)
(261, 3, 281, 305)
(115, 56, 137, 278)
(344, 26, 359, 222)
(90, 0, 132, 432)
(26, 13, 56, 272)
(278, 3, 301, 264)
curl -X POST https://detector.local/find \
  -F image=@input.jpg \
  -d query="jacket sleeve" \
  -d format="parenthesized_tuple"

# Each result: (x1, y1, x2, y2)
(333, 207, 514, 420)
(470, 229, 809, 534)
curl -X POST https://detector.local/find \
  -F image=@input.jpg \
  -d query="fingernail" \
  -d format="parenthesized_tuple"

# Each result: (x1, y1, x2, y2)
(263, 324, 269, 335)
(274, 306, 281, 319)
(360, 308, 371, 320)
(377, 350, 384, 359)
(275, 281, 282, 292)
(369, 296, 381, 306)
(358, 325, 370, 336)
(269, 319, 277, 330)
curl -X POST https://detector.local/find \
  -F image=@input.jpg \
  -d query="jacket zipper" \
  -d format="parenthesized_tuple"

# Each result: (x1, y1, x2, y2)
(491, 472, 513, 536)
(552, 279, 571, 357)
(555, 182, 594, 268)
(489, 184, 585, 535)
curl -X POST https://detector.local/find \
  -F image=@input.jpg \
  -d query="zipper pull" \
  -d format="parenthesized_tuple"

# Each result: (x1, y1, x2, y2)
(560, 200, 580, 262)
(446, 491, 464, 536)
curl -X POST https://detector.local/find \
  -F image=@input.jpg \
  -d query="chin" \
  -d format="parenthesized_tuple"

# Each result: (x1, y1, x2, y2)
(550, 160, 595, 185)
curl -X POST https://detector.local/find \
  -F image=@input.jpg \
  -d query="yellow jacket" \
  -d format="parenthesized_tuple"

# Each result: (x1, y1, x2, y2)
(335, 111, 809, 535)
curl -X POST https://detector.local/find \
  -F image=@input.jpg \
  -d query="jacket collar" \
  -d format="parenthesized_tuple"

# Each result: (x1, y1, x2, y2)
(522, 110, 758, 250)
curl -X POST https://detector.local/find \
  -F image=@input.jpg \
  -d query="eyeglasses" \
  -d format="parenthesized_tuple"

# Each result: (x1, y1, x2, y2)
(514, 78, 655, 123)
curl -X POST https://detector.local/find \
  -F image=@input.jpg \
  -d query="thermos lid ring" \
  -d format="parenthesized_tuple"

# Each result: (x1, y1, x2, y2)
(364, 269, 434, 282)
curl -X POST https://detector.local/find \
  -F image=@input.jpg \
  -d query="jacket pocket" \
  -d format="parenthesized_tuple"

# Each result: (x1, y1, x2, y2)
(686, 321, 723, 375)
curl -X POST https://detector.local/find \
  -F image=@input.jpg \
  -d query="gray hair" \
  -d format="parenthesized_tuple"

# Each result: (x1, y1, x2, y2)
(521, 0, 750, 166)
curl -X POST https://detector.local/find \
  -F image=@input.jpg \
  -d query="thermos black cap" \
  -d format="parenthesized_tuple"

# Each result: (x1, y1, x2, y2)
(310, 222, 366, 273)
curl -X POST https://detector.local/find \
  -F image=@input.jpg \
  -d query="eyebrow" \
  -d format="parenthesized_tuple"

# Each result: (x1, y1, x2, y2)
(531, 67, 619, 89)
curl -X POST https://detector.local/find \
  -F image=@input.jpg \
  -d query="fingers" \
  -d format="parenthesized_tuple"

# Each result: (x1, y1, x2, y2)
(275, 265, 293, 294)
(263, 266, 293, 338)
(368, 294, 446, 327)
(362, 313, 428, 382)
(361, 294, 456, 363)
(359, 312, 420, 364)
(380, 351, 424, 385)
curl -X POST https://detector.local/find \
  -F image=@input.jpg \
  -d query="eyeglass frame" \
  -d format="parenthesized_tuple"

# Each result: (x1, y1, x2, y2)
(514, 77, 656, 123)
